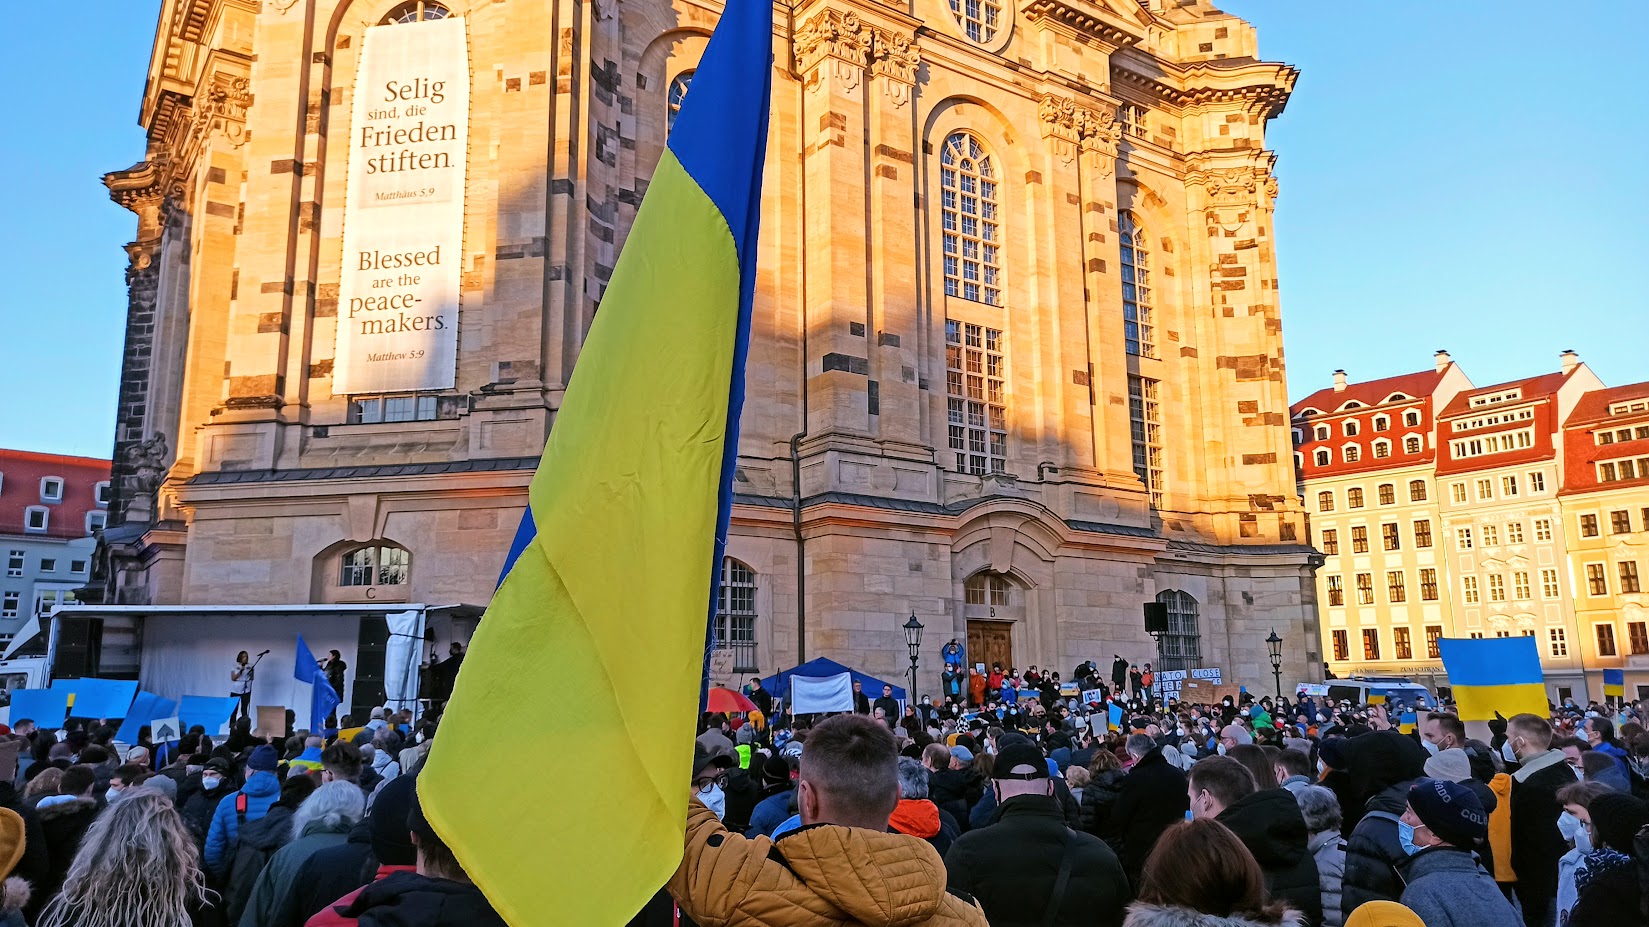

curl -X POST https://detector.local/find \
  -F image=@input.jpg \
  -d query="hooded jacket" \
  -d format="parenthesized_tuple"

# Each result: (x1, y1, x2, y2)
(945, 793, 1131, 927)
(240, 817, 355, 927)
(1339, 780, 1411, 916)
(1107, 746, 1190, 882)
(1216, 790, 1322, 926)
(889, 799, 959, 858)
(35, 796, 98, 917)
(206, 770, 283, 874)
(1121, 905, 1305, 927)
(669, 800, 987, 927)
(333, 871, 506, 927)
(1396, 846, 1521, 927)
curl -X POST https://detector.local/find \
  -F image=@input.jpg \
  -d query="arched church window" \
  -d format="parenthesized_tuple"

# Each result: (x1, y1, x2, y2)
(339, 544, 409, 587)
(940, 132, 1001, 306)
(383, 1, 451, 23)
(714, 557, 758, 673)
(1119, 212, 1155, 357)
(948, 0, 1000, 43)
(667, 70, 695, 134)
(1155, 590, 1202, 671)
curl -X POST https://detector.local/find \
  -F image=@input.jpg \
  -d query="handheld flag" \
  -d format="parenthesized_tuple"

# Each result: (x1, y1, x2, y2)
(1438, 636, 1548, 721)
(417, 0, 774, 920)
(1603, 668, 1625, 700)
(294, 635, 341, 731)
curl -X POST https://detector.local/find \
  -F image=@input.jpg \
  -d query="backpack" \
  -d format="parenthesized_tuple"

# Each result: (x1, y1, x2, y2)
(224, 805, 291, 924)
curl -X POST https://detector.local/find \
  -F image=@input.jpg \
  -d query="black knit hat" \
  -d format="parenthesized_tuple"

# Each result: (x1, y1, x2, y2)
(1588, 792, 1649, 853)
(369, 775, 418, 866)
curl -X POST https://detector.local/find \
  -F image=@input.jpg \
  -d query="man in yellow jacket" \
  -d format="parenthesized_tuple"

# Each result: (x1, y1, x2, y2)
(670, 713, 988, 927)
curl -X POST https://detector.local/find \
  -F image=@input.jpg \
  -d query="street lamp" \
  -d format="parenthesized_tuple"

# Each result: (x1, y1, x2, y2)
(1266, 629, 1284, 702)
(902, 613, 924, 704)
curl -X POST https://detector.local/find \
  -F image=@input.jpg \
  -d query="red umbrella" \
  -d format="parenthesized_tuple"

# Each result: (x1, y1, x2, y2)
(706, 687, 758, 714)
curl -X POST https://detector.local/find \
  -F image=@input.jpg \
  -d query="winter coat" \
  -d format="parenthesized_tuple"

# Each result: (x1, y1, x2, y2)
(0, 783, 50, 902)
(1079, 768, 1127, 847)
(1216, 790, 1322, 927)
(669, 799, 988, 927)
(324, 871, 503, 927)
(1306, 831, 1345, 927)
(1485, 772, 1514, 883)
(1121, 905, 1305, 927)
(184, 781, 236, 849)
(303, 865, 416, 927)
(1338, 780, 1410, 916)
(290, 821, 378, 926)
(0, 877, 29, 927)
(1509, 749, 1577, 924)
(239, 818, 354, 927)
(1397, 846, 1521, 927)
(889, 799, 960, 859)
(225, 804, 297, 926)
(35, 796, 98, 914)
(928, 768, 973, 829)
(745, 787, 796, 839)
(206, 770, 283, 875)
(967, 775, 1080, 831)
(1566, 853, 1641, 927)
(1108, 746, 1189, 883)
(945, 794, 1130, 927)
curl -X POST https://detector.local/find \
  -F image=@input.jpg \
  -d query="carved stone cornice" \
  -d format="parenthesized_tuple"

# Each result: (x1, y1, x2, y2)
(1186, 153, 1278, 231)
(188, 72, 252, 150)
(796, 8, 871, 90)
(869, 27, 919, 107)
(1021, 0, 1143, 49)
(1111, 53, 1296, 118)
(1038, 92, 1122, 169)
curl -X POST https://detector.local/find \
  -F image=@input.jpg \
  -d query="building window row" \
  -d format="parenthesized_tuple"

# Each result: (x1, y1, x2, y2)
(1583, 559, 1643, 596)
(1595, 424, 1649, 445)
(1451, 429, 1533, 459)
(1325, 568, 1439, 607)
(1315, 480, 1428, 513)
(1579, 509, 1648, 538)
(1597, 455, 1649, 483)
(1452, 408, 1533, 432)
(1589, 621, 1649, 658)
(1447, 473, 1546, 506)
(1331, 624, 1445, 663)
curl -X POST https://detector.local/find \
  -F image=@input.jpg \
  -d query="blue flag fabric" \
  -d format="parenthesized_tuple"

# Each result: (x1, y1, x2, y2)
(294, 634, 341, 730)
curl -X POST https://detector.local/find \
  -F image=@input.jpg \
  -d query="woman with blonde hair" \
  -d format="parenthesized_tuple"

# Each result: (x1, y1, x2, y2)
(21, 769, 62, 809)
(38, 787, 213, 927)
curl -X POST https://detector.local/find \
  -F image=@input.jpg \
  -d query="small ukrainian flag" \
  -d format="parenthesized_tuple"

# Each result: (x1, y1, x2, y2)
(1603, 668, 1625, 700)
(1438, 636, 1548, 721)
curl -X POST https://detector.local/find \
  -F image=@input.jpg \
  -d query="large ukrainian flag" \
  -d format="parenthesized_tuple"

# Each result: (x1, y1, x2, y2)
(1438, 636, 1549, 721)
(417, 0, 773, 919)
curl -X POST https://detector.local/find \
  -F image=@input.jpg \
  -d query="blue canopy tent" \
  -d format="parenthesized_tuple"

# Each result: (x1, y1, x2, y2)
(761, 657, 905, 711)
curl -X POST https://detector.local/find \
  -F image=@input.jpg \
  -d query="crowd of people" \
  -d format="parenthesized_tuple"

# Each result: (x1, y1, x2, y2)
(0, 705, 501, 926)
(1, 661, 1648, 927)
(657, 668, 1649, 927)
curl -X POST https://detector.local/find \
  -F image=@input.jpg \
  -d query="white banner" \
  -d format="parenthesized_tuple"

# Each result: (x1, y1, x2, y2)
(333, 17, 469, 394)
(1157, 667, 1222, 700)
(790, 672, 854, 714)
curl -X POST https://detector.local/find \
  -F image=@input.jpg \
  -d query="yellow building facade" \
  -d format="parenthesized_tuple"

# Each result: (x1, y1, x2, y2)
(93, 0, 1320, 696)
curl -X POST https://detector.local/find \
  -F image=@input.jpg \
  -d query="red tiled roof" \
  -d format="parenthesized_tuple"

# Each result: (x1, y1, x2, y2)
(1437, 371, 1570, 418)
(1563, 380, 1649, 428)
(1292, 368, 1446, 417)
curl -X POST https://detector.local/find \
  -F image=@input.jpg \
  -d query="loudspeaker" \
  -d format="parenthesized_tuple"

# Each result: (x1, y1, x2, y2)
(1143, 602, 1168, 636)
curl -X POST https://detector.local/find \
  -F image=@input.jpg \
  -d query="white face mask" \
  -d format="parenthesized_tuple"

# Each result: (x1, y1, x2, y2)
(700, 783, 726, 820)
(1216, 743, 1227, 756)
(1423, 739, 1440, 757)
(202, 775, 222, 791)
(1557, 811, 1584, 845)
(1501, 740, 1519, 764)
(1317, 759, 1327, 776)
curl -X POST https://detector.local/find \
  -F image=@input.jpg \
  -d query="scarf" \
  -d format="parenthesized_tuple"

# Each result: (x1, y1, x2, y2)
(1573, 848, 1630, 895)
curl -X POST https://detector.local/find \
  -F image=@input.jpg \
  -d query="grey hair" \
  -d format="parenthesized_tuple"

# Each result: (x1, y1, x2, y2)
(38, 787, 208, 927)
(1295, 784, 1341, 834)
(896, 757, 930, 800)
(289, 780, 366, 841)
(1125, 734, 1156, 759)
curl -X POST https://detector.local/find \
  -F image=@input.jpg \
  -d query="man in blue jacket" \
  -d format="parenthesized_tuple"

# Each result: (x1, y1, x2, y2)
(204, 744, 282, 875)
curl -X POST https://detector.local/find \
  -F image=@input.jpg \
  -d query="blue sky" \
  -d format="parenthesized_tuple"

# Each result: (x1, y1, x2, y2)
(2, 3, 1644, 459)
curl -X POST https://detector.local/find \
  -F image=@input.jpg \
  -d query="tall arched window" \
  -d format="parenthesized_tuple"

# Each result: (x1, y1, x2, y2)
(382, 0, 451, 23)
(964, 572, 1012, 607)
(940, 132, 1001, 306)
(1119, 212, 1155, 357)
(1155, 590, 1202, 671)
(667, 70, 694, 134)
(946, 320, 1007, 474)
(715, 557, 758, 673)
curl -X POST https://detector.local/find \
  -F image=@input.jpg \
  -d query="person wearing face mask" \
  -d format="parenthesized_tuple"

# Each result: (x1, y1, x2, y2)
(182, 757, 236, 849)
(105, 763, 146, 806)
(1394, 778, 1519, 927)
(1566, 791, 1649, 927)
(1187, 756, 1322, 926)
(690, 742, 735, 822)
(1502, 713, 1576, 927)
(1419, 711, 1466, 757)
(1551, 780, 1610, 924)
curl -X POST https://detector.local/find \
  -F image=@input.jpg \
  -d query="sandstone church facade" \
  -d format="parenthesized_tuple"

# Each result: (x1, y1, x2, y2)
(96, 0, 1320, 696)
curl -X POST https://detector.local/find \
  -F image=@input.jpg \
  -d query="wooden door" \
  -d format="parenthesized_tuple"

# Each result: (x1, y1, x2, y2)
(967, 620, 1014, 675)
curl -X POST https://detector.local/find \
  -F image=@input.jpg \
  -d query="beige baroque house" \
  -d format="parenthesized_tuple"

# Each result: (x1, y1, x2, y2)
(92, 0, 1319, 700)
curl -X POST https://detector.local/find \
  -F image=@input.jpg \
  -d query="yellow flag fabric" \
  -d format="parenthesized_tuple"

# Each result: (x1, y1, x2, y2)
(416, 0, 773, 918)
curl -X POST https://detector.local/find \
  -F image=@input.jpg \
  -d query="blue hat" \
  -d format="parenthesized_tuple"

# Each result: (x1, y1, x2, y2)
(247, 745, 279, 772)
(1407, 777, 1486, 847)
(949, 745, 974, 764)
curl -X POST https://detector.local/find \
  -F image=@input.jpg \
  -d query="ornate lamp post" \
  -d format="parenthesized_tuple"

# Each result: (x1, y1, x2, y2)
(1266, 629, 1284, 702)
(902, 613, 924, 703)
